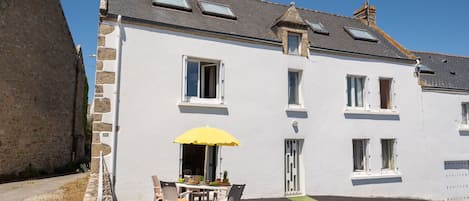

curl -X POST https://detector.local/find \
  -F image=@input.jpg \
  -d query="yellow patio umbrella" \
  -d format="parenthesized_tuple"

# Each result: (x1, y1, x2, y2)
(174, 127, 240, 146)
(174, 126, 240, 180)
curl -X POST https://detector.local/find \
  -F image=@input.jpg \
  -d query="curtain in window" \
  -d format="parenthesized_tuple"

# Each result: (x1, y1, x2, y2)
(346, 77, 352, 107)
(186, 61, 199, 97)
(463, 104, 468, 125)
(288, 34, 299, 55)
(381, 139, 395, 170)
(353, 140, 365, 171)
(355, 78, 363, 107)
(288, 72, 299, 104)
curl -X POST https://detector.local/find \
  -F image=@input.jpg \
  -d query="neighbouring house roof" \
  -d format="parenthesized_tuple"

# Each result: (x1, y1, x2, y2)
(413, 51, 469, 91)
(105, 0, 411, 60)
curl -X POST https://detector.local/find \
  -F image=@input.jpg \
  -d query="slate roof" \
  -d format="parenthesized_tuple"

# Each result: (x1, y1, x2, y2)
(413, 51, 469, 91)
(106, 0, 410, 60)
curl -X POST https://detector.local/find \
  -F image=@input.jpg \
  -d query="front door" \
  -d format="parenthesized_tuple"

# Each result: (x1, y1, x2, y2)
(285, 139, 302, 196)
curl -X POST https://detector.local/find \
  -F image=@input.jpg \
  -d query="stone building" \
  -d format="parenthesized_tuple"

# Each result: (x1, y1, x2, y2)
(0, 0, 87, 178)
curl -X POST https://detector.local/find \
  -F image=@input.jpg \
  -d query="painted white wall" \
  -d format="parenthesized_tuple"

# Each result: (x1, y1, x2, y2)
(98, 21, 469, 201)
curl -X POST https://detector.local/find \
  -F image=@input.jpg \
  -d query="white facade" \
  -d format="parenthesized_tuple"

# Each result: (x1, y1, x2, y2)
(96, 21, 469, 201)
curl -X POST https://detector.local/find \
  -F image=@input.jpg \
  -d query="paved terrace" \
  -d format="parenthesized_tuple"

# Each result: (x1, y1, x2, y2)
(244, 196, 427, 201)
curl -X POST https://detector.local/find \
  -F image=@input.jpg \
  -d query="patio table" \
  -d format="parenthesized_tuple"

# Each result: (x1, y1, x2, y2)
(176, 183, 230, 201)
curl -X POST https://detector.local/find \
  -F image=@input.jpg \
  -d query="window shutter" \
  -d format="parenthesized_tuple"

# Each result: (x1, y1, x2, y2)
(220, 62, 225, 103)
(182, 55, 188, 102)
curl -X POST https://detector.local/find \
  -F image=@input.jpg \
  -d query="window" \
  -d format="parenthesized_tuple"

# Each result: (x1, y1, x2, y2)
(353, 139, 369, 172)
(288, 71, 301, 105)
(462, 103, 469, 126)
(199, 1, 236, 19)
(152, 0, 191, 11)
(381, 139, 395, 170)
(345, 27, 378, 42)
(347, 76, 365, 108)
(379, 78, 392, 109)
(305, 20, 329, 35)
(183, 57, 223, 103)
(287, 33, 300, 55)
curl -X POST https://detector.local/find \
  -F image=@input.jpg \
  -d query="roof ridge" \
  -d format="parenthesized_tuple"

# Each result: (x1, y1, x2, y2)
(412, 50, 469, 59)
(256, 0, 358, 21)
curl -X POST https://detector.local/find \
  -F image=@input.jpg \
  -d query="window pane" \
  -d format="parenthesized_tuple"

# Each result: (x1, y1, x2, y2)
(380, 79, 391, 109)
(288, 71, 299, 104)
(199, 1, 235, 17)
(346, 27, 378, 42)
(153, 0, 190, 9)
(353, 139, 366, 171)
(463, 104, 468, 125)
(288, 34, 300, 55)
(201, 65, 217, 98)
(186, 61, 199, 97)
(346, 77, 352, 106)
(355, 78, 364, 107)
(381, 139, 395, 170)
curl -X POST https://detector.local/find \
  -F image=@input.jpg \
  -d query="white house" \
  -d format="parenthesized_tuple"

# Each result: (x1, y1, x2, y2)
(90, 0, 469, 201)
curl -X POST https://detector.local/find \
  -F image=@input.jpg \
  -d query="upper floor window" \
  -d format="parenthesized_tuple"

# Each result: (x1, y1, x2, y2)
(381, 139, 396, 171)
(353, 139, 369, 172)
(183, 57, 224, 104)
(347, 76, 365, 108)
(379, 78, 392, 109)
(288, 70, 302, 106)
(287, 33, 300, 55)
(462, 103, 469, 126)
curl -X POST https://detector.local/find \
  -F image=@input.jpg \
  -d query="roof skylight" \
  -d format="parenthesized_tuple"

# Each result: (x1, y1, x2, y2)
(345, 27, 378, 42)
(152, 0, 191, 11)
(199, 1, 236, 19)
(305, 20, 329, 35)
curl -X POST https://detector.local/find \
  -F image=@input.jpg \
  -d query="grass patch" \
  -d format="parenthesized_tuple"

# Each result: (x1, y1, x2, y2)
(60, 174, 90, 201)
(288, 196, 318, 201)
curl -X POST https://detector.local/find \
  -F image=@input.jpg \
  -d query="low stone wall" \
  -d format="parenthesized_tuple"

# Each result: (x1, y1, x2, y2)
(83, 161, 113, 201)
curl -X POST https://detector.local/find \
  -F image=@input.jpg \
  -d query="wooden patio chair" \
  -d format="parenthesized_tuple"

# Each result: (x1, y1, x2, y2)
(152, 175, 163, 201)
(160, 181, 190, 201)
(214, 184, 245, 201)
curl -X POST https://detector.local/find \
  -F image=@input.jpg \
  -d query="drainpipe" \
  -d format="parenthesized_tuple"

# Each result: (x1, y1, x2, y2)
(111, 14, 123, 187)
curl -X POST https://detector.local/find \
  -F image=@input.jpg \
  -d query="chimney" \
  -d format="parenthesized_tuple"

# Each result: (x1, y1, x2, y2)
(353, 1, 376, 26)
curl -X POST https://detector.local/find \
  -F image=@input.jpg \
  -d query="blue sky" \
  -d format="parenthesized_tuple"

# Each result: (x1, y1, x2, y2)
(60, 0, 469, 103)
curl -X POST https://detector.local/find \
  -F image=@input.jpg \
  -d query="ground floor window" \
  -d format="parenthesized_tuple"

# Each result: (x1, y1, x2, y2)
(181, 144, 218, 181)
(352, 139, 369, 172)
(381, 139, 395, 170)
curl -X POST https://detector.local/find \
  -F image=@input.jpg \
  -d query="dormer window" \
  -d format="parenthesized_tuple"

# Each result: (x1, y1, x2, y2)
(152, 0, 191, 11)
(287, 33, 300, 55)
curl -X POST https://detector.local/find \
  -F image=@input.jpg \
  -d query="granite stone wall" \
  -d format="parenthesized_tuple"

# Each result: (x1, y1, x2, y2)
(0, 0, 86, 177)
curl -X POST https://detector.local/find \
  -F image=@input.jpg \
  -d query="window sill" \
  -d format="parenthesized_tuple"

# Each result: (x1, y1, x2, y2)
(351, 172, 402, 180)
(344, 109, 399, 116)
(178, 102, 228, 109)
(459, 126, 469, 132)
(285, 107, 307, 112)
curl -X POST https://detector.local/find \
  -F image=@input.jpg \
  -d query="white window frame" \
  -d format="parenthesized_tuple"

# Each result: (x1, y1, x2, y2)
(346, 75, 367, 110)
(287, 32, 301, 55)
(462, 103, 469, 127)
(181, 56, 224, 104)
(381, 139, 397, 173)
(288, 69, 303, 108)
(352, 139, 370, 174)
